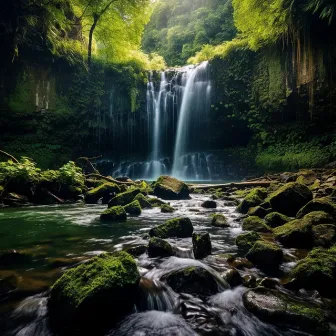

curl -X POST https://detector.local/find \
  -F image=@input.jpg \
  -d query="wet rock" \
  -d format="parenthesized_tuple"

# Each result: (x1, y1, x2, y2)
(289, 246, 336, 297)
(48, 252, 140, 334)
(108, 188, 141, 207)
(201, 200, 217, 209)
(247, 206, 269, 218)
(274, 211, 334, 248)
(296, 170, 318, 186)
(246, 240, 283, 269)
(237, 188, 267, 214)
(163, 266, 221, 296)
(149, 217, 194, 238)
(100, 206, 127, 222)
(0, 270, 19, 297)
(296, 197, 336, 219)
(192, 232, 212, 259)
(258, 277, 280, 289)
(153, 176, 190, 200)
(242, 216, 272, 233)
(85, 183, 120, 204)
(133, 193, 153, 209)
(0, 250, 30, 268)
(235, 232, 261, 253)
(230, 257, 254, 270)
(211, 214, 229, 228)
(160, 204, 175, 213)
(2, 193, 30, 207)
(242, 274, 257, 288)
(312, 224, 336, 247)
(123, 200, 142, 216)
(148, 237, 174, 258)
(264, 212, 291, 228)
(124, 245, 148, 257)
(243, 287, 329, 335)
(268, 182, 313, 216)
(221, 268, 242, 287)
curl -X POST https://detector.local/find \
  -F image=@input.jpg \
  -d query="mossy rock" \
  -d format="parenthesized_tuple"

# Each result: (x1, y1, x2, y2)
(296, 197, 336, 219)
(100, 206, 127, 222)
(149, 217, 194, 238)
(245, 240, 283, 269)
(147, 197, 167, 207)
(124, 245, 147, 257)
(160, 204, 175, 213)
(147, 237, 174, 258)
(247, 206, 269, 218)
(85, 183, 120, 204)
(237, 188, 267, 214)
(153, 176, 190, 200)
(123, 200, 142, 216)
(242, 216, 272, 233)
(289, 246, 336, 297)
(274, 211, 334, 248)
(312, 224, 336, 247)
(235, 232, 261, 253)
(211, 214, 229, 228)
(201, 200, 217, 208)
(243, 287, 329, 334)
(267, 182, 313, 217)
(108, 189, 141, 207)
(134, 193, 152, 209)
(48, 252, 140, 334)
(264, 212, 291, 228)
(192, 232, 212, 259)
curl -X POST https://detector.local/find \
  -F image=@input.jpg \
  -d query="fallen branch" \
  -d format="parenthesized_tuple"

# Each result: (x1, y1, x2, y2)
(0, 150, 19, 163)
(190, 181, 274, 191)
(85, 173, 134, 185)
(76, 156, 102, 174)
(43, 189, 64, 203)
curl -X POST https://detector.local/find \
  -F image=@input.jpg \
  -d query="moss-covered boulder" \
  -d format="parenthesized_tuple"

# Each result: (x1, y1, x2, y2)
(108, 188, 141, 207)
(162, 266, 225, 296)
(243, 287, 329, 335)
(235, 232, 261, 252)
(242, 216, 272, 233)
(264, 212, 291, 228)
(160, 204, 175, 213)
(123, 200, 142, 216)
(221, 268, 242, 287)
(274, 211, 334, 248)
(85, 183, 120, 204)
(153, 176, 190, 200)
(237, 188, 267, 214)
(125, 245, 147, 257)
(245, 240, 283, 269)
(147, 237, 174, 258)
(289, 247, 336, 297)
(149, 217, 194, 238)
(268, 182, 313, 216)
(312, 224, 336, 247)
(201, 200, 217, 208)
(296, 197, 336, 219)
(192, 232, 212, 259)
(134, 193, 152, 209)
(48, 252, 140, 334)
(147, 197, 167, 207)
(247, 206, 269, 218)
(211, 214, 229, 228)
(100, 206, 127, 222)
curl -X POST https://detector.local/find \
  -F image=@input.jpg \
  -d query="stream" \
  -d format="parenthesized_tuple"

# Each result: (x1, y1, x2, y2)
(0, 194, 332, 335)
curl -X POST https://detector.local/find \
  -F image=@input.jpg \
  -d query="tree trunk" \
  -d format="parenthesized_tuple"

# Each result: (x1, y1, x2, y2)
(88, 16, 98, 69)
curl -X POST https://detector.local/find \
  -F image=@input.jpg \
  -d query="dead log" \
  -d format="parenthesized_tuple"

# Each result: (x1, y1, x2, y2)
(190, 181, 274, 191)
(85, 173, 134, 186)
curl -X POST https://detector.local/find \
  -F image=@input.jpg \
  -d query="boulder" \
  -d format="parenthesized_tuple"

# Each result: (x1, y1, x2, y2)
(211, 214, 229, 228)
(125, 245, 147, 257)
(247, 206, 269, 218)
(312, 224, 336, 247)
(153, 176, 190, 200)
(201, 200, 217, 209)
(108, 189, 141, 207)
(160, 204, 175, 213)
(258, 277, 280, 289)
(264, 212, 291, 228)
(221, 268, 242, 287)
(245, 240, 283, 269)
(133, 193, 152, 209)
(123, 200, 142, 216)
(296, 197, 336, 219)
(268, 182, 313, 216)
(192, 232, 212, 259)
(147, 237, 174, 258)
(274, 211, 334, 248)
(85, 183, 120, 204)
(100, 206, 127, 222)
(148, 197, 167, 207)
(295, 170, 318, 186)
(242, 274, 257, 288)
(237, 188, 267, 214)
(48, 252, 140, 334)
(242, 216, 272, 233)
(243, 287, 328, 335)
(162, 266, 224, 296)
(235, 232, 261, 253)
(289, 246, 336, 297)
(149, 217, 194, 238)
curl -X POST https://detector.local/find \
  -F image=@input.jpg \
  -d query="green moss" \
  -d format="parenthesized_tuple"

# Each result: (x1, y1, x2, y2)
(86, 183, 120, 197)
(236, 232, 261, 252)
(237, 188, 267, 214)
(100, 206, 127, 222)
(297, 197, 336, 219)
(108, 189, 141, 207)
(153, 175, 190, 200)
(160, 204, 175, 213)
(246, 240, 283, 268)
(123, 200, 142, 216)
(264, 212, 291, 228)
(149, 217, 194, 238)
(147, 237, 174, 257)
(134, 193, 152, 209)
(211, 214, 229, 227)
(242, 216, 272, 233)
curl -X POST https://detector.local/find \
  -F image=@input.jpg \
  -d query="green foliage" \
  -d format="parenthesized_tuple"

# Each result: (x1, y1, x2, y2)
(58, 161, 85, 187)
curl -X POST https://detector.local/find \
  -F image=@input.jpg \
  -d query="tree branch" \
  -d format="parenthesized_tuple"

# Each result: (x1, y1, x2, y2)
(0, 150, 19, 163)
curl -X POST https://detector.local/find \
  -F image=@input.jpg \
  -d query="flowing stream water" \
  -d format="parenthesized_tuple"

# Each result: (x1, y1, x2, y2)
(0, 196, 331, 336)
